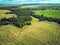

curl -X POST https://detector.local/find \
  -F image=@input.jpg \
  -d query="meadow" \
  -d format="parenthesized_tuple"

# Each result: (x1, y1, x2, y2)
(0, 10, 17, 19)
(0, 8, 60, 45)
(34, 10, 60, 18)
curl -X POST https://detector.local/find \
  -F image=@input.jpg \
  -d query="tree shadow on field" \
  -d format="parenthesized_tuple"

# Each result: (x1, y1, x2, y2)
(31, 14, 60, 24)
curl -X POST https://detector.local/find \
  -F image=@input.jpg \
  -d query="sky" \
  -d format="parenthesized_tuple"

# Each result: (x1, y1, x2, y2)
(0, 0, 60, 4)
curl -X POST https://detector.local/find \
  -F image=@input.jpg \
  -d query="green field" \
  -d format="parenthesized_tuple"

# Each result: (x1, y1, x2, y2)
(34, 10, 60, 18)
(0, 9, 60, 45)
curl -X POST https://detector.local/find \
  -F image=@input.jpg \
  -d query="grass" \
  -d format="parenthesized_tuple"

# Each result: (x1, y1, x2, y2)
(19, 21, 60, 45)
(34, 10, 60, 18)
(0, 18, 60, 45)
(0, 10, 60, 45)
(0, 10, 17, 19)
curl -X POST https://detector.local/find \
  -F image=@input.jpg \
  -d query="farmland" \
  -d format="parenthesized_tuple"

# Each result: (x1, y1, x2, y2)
(0, 5, 60, 45)
(34, 10, 60, 18)
(0, 18, 60, 45)
(0, 10, 17, 19)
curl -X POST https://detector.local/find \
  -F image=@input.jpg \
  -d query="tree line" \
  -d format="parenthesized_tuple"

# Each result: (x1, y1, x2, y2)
(0, 9, 32, 28)
(31, 13, 60, 24)
(0, 16, 32, 28)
